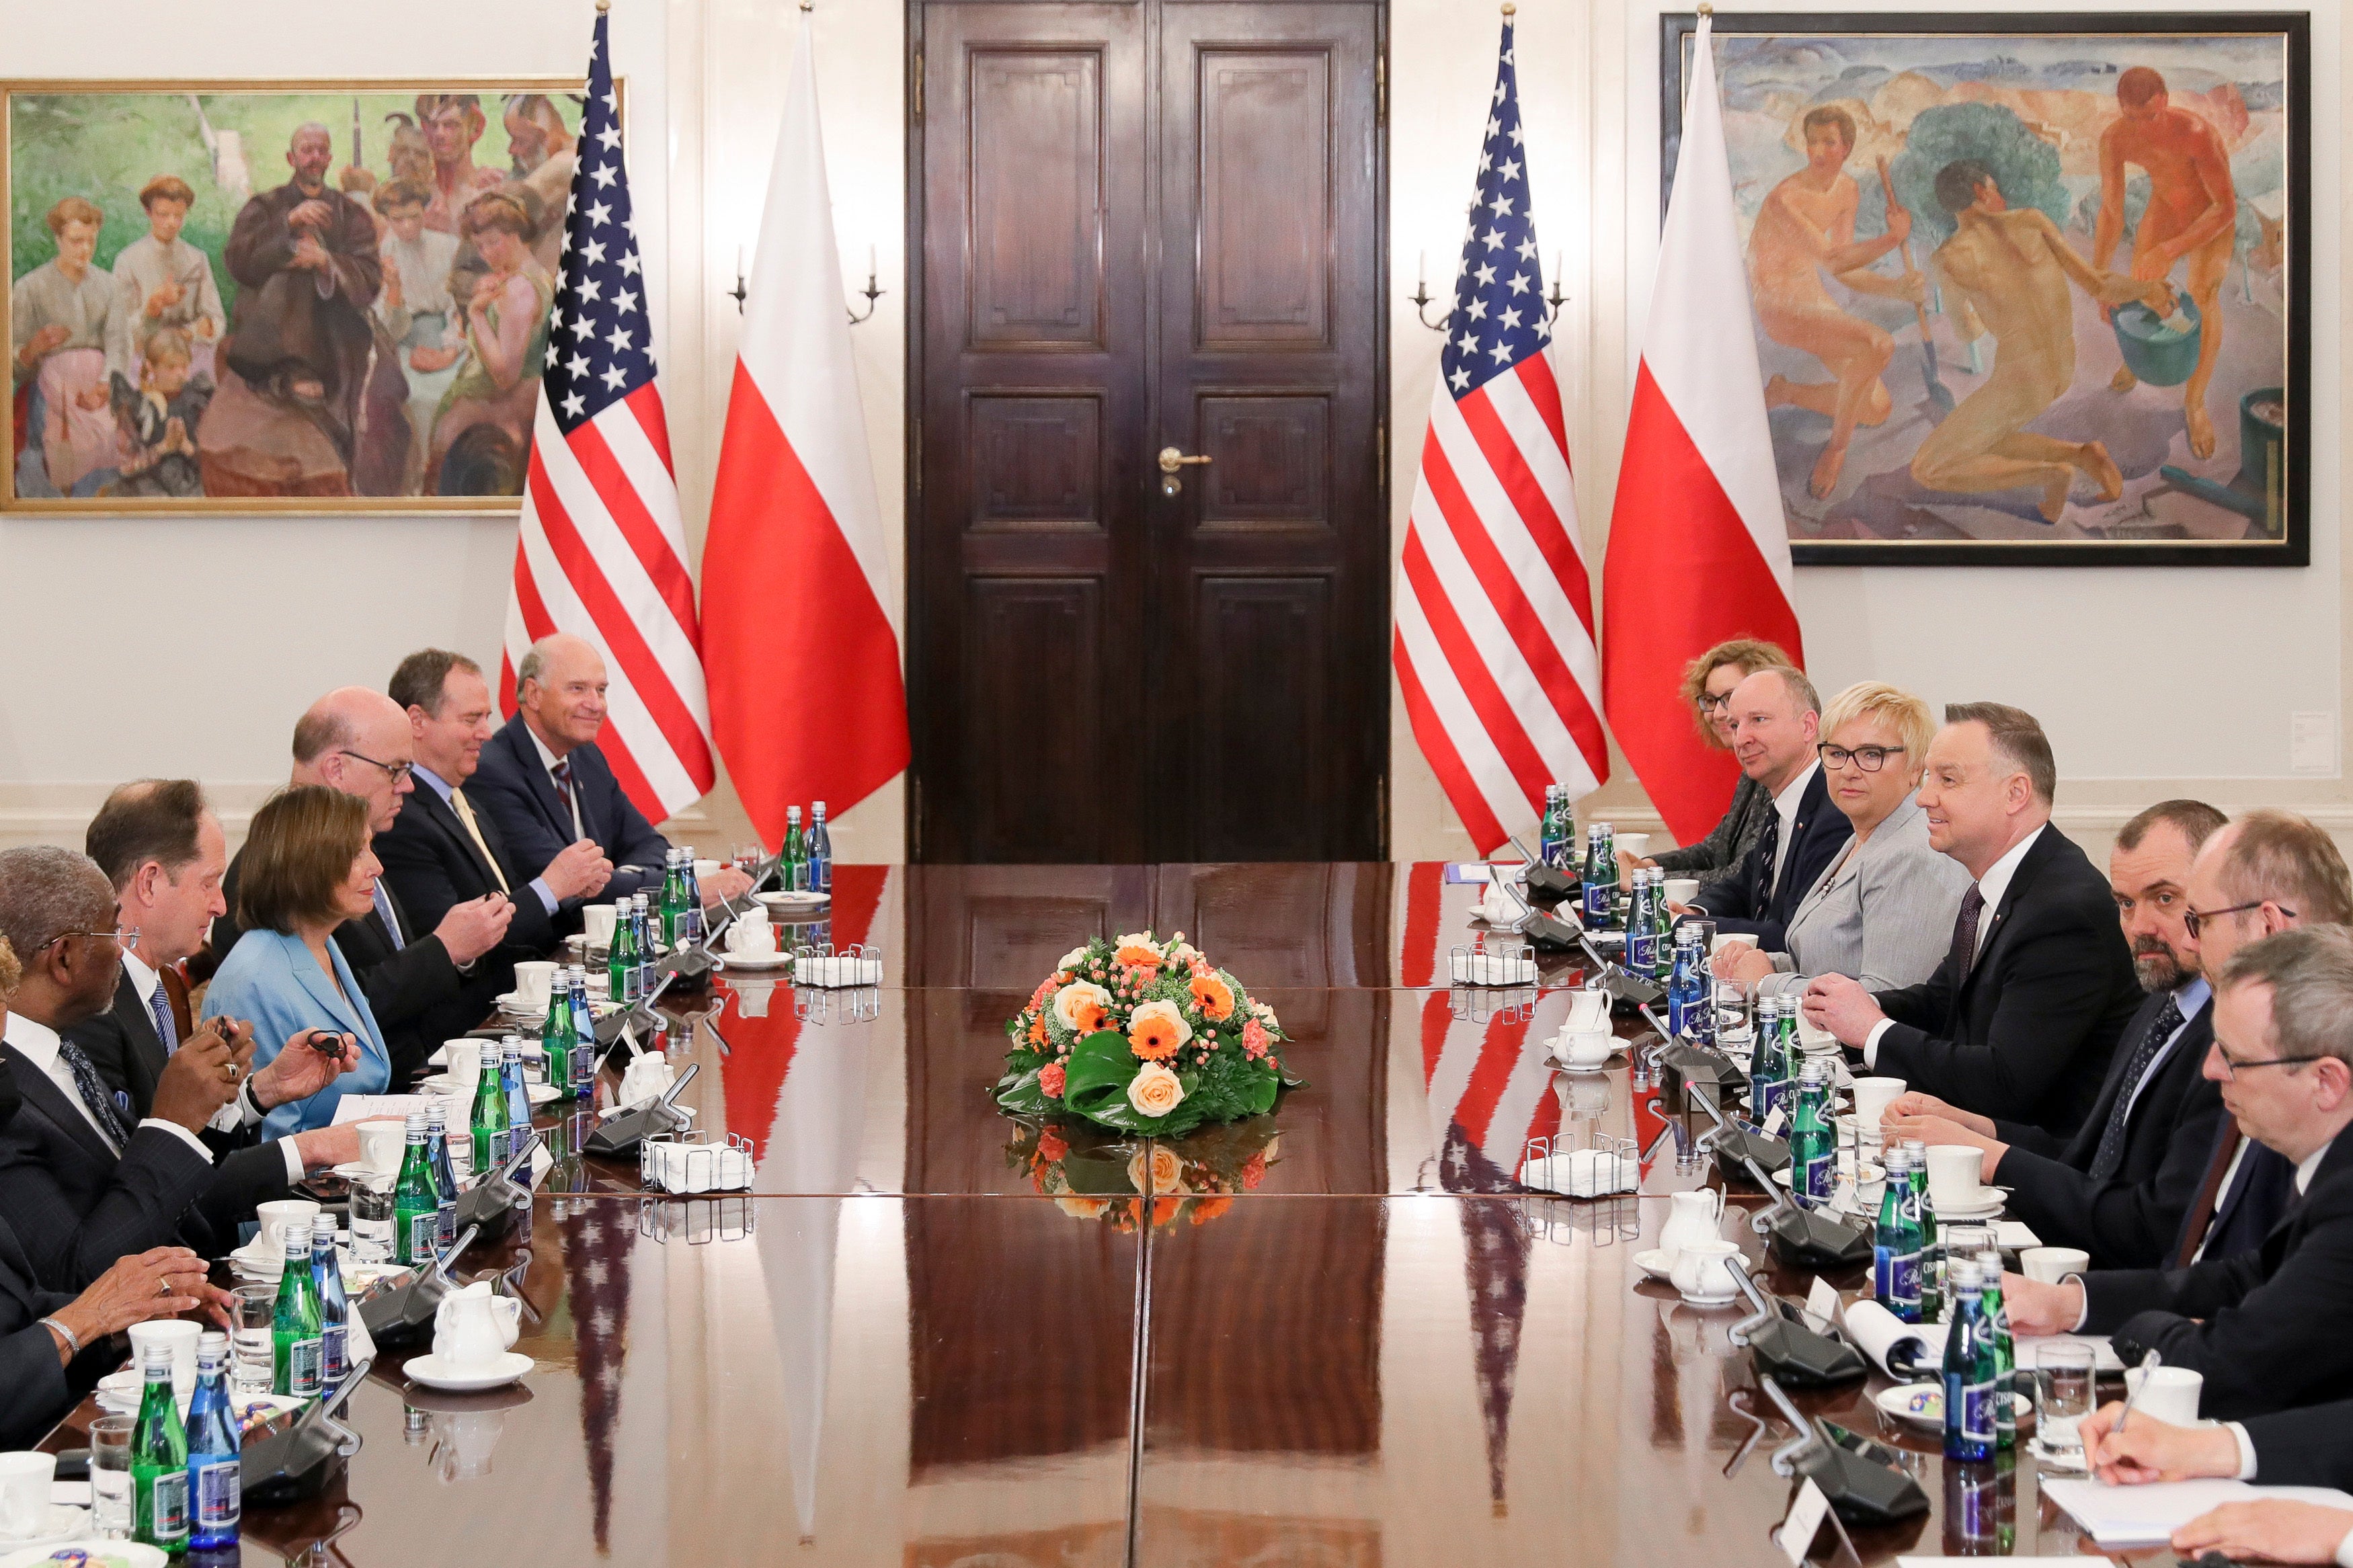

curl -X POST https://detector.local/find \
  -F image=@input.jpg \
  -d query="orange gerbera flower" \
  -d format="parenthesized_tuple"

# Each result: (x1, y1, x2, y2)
(1115, 940, 1163, 972)
(1130, 1014, 1183, 1061)
(1070, 998, 1107, 1034)
(1189, 973, 1236, 1022)
(1191, 1196, 1234, 1225)
(1027, 1014, 1049, 1046)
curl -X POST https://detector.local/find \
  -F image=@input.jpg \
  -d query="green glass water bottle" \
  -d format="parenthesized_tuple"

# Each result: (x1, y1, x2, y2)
(470, 1048, 510, 1176)
(130, 1342, 189, 1551)
(272, 1221, 324, 1399)
(392, 1111, 439, 1266)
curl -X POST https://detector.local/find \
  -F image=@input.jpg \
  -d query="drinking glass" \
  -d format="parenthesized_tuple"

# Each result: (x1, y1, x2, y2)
(2030, 1342, 2098, 1471)
(231, 1283, 276, 1397)
(349, 1174, 395, 1266)
(88, 1416, 133, 1539)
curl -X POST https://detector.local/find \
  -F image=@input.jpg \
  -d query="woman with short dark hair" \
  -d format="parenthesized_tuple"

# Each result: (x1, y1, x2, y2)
(201, 787, 387, 1134)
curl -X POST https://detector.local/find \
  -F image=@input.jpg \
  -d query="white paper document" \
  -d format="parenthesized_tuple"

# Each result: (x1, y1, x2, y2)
(2042, 1477, 2353, 1546)
(2013, 1333, 2122, 1372)
(329, 1094, 450, 1126)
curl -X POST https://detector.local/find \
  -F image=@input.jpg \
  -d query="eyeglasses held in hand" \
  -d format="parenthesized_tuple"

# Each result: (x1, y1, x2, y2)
(1818, 743, 1905, 772)
(338, 748, 415, 784)
(2184, 900, 2293, 940)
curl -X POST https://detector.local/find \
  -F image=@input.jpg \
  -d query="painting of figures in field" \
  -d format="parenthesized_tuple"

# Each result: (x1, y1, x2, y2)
(6, 85, 586, 509)
(1667, 18, 2306, 563)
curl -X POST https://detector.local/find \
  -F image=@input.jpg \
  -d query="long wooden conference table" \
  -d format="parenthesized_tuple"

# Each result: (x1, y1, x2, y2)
(44, 864, 2150, 1565)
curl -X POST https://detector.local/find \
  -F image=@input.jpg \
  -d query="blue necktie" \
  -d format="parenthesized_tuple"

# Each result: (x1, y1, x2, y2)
(372, 882, 405, 950)
(58, 1038, 133, 1150)
(147, 981, 177, 1053)
(2089, 994, 2185, 1182)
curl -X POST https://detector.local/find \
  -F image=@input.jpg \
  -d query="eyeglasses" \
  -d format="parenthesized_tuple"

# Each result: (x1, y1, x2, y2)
(2211, 1039, 2334, 1080)
(2184, 900, 2293, 940)
(1698, 690, 1737, 712)
(337, 749, 415, 785)
(1819, 743, 1905, 772)
(39, 925, 138, 953)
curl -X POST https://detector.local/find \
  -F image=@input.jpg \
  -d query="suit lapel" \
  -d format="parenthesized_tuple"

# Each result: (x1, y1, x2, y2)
(500, 720, 575, 843)
(424, 786, 501, 886)
(3, 1048, 115, 1165)
(283, 935, 372, 1042)
(108, 976, 168, 1112)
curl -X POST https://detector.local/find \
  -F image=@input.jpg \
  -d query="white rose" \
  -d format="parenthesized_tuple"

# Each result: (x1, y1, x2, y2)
(1251, 999, 1280, 1031)
(1058, 945, 1092, 972)
(1053, 980, 1114, 1034)
(1127, 1061, 1186, 1118)
(1127, 998, 1195, 1049)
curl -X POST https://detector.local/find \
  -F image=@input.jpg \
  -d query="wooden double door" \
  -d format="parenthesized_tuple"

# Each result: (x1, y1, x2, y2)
(909, 0, 1388, 864)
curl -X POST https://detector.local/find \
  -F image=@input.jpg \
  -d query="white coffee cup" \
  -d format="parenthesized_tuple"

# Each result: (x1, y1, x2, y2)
(2124, 1364, 2204, 1426)
(726, 912, 777, 956)
(693, 858, 722, 884)
(1670, 1238, 1743, 1302)
(582, 904, 617, 946)
(1924, 1145, 1987, 1209)
(127, 1319, 202, 1405)
(1851, 1077, 1908, 1130)
(357, 1118, 408, 1176)
(0, 1452, 55, 1540)
(256, 1198, 322, 1260)
(1616, 833, 1650, 862)
(512, 960, 557, 1009)
(2020, 1245, 2092, 1285)
(445, 1038, 483, 1089)
(1663, 876, 1700, 905)
(1553, 1026, 1615, 1069)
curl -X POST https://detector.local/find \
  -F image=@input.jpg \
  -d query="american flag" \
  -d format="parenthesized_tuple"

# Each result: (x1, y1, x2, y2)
(1393, 14, 1607, 856)
(500, 7, 717, 819)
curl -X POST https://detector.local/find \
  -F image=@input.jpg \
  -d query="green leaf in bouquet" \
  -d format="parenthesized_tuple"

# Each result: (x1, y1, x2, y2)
(994, 1069, 1055, 1117)
(1060, 1030, 1144, 1122)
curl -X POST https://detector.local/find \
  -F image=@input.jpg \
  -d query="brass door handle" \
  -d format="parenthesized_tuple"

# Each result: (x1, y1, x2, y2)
(1157, 446, 1212, 474)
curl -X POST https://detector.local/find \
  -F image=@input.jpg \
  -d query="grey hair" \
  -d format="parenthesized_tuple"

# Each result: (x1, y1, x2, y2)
(0, 845, 118, 964)
(2217, 924, 2353, 1070)
(515, 638, 550, 701)
(290, 121, 332, 148)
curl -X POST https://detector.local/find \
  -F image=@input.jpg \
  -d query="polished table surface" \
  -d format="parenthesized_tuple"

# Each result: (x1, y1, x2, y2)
(42, 866, 2176, 1565)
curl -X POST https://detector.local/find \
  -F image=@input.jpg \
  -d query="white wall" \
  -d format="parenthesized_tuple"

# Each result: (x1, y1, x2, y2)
(2, 0, 2345, 865)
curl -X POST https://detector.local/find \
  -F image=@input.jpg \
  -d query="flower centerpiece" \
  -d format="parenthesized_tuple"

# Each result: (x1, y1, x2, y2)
(1006, 1118, 1283, 1230)
(996, 931, 1300, 1135)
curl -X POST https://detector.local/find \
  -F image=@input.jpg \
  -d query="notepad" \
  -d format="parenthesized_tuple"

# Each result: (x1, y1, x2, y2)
(2042, 1477, 2353, 1546)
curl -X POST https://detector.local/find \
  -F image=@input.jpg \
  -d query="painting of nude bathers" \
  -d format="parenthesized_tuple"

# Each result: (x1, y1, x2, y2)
(4, 81, 594, 511)
(1663, 15, 2309, 565)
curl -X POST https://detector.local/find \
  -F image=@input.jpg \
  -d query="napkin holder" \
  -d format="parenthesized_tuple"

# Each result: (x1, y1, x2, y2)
(241, 1357, 370, 1507)
(454, 1135, 538, 1241)
(1728, 1262, 1869, 1389)
(1517, 1133, 1638, 1199)
(641, 1130, 754, 1194)
(1759, 1375, 1931, 1527)
(584, 1062, 699, 1158)
(793, 942, 884, 987)
(358, 1225, 479, 1350)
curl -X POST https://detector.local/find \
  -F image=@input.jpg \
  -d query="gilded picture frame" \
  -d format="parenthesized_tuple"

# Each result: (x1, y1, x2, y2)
(3, 78, 602, 514)
(1662, 13, 2311, 567)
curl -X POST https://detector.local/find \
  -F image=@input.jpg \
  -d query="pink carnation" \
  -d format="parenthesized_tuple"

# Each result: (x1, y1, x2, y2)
(1241, 1018, 1271, 1059)
(1039, 1063, 1067, 1098)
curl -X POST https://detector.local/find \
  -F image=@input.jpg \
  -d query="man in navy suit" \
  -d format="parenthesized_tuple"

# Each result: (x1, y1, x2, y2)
(469, 633, 754, 909)
(1807, 703, 2142, 1139)
(1685, 665, 1852, 950)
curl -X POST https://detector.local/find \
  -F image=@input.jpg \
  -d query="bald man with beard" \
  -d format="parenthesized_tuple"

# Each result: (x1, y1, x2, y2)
(202, 687, 512, 1087)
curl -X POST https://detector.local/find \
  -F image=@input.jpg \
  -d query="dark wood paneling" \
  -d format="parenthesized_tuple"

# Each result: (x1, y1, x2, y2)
(1196, 48, 1334, 346)
(1197, 395, 1330, 530)
(960, 577, 1107, 863)
(1192, 575, 1333, 860)
(968, 393, 1103, 531)
(966, 48, 1105, 348)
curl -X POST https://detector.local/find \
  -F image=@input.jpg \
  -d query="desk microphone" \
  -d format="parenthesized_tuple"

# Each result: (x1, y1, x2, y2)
(1691, 1082, 1791, 1180)
(1504, 832, 1579, 907)
(1757, 1374, 1930, 1527)
(1726, 1253, 1870, 1389)
(1739, 1147, 1874, 1274)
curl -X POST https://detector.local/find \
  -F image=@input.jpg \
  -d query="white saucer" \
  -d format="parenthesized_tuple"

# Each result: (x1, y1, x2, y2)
(1872, 1382, 2034, 1432)
(1676, 1290, 1742, 1309)
(1934, 1190, 2008, 1221)
(1547, 1057, 1614, 1075)
(404, 1350, 534, 1392)
(756, 889, 831, 913)
(717, 949, 790, 969)
(1634, 1248, 1675, 1280)
(0, 1540, 164, 1568)
(419, 1075, 560, 1106)
(428, 1042, 541, 1068)
(230, 1238, 355, 1279)
(331, 1161, 403, 1182)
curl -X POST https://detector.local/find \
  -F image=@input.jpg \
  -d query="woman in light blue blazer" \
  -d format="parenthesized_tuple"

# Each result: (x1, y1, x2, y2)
(1716, 683, 1973, 997)
(202, 787, 391, 1137)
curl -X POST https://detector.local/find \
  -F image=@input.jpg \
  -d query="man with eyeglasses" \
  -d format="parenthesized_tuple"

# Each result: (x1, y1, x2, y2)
(0, 847, 247, 1287)
(2005, 924, 2353, 1420)
(204, 686, 513, 1087)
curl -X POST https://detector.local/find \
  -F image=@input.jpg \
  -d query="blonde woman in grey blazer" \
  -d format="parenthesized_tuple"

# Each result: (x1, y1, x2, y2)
(1716, 683, 1972, 997)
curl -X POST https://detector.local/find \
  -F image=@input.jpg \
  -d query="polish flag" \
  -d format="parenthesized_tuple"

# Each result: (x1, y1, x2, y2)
(703, 8, 910, 846)
(1601, 12, 1803, 844)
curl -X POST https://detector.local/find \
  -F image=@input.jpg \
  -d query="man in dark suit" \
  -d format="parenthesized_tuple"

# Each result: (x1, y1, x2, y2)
(0, 846, 249, 1286)
(469, 632, 753, 909)
(204, 686, 513, 1087)
(2163, 810, 2351, 1267)
(1685, 665, 1851, 950)
(1806, 702, 2141, 1140)
(2005, 926, 2353, 1421)
(1885, 799, 2231, 1265)
(2074, 1397, 2353, 1565)
(74, 780, 359, 1196)
(376, 648, 613, 991)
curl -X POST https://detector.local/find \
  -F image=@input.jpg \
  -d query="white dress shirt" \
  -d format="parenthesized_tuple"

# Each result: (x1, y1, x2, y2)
(1769, 760, 1819, 893)
(3, 1010, 210, 1161)
(527, 727, 587, 840)
(1864, 823, 2046, 1068)
(413, 762, 559, 916)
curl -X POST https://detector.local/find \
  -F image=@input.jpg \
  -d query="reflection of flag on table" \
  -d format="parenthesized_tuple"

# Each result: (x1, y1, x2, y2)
(1393, 14, 1607, 856)
(500, 5, 716, 822)
(1602, 11, 1803, 844)
(563, 1198, 637, 1551)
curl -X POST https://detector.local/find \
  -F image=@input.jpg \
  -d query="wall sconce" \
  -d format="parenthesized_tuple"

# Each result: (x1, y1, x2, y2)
(1406, 247, 1569, 333)
(727, 243, 885, 327)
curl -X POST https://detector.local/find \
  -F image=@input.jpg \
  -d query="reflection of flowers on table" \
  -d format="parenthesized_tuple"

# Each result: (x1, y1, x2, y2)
(997, 932, 1300, 1135)
(1004, 1117, 1284, 1231)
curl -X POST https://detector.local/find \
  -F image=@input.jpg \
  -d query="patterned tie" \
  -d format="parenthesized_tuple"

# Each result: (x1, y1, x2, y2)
(146, 981, 177, 1053)
(2088, 993, 2185, 1182)
(450, 787, 513, 894)
(371, 882, 405, 950)
(57, 1038, 132, 1150)
(1946, 884, 1987, 978)
(1751, 809, 1782, 908)
(551, 759, 574, 813)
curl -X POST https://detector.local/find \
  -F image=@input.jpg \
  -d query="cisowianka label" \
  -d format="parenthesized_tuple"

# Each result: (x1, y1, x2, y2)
(195, 1458, 241, 1527)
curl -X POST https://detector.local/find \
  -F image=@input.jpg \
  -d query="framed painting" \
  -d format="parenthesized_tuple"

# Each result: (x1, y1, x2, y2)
(3, 80, 592, 513)
(1662, 13, 2310, 565)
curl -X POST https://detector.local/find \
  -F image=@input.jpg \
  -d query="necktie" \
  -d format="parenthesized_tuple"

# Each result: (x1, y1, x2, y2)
(450, 788, 512, 895)
(2087, 994, 2184, 1182)
(551, 759, 573, 812)
(1947, 884, 1987, 978)
(57, 1038, 132, 1150)
(146, 981, 177, 1053)
(1752, 810, 1782, 907)
(2173, 1126, 2243, 1268)
(372, 882, 406, 950)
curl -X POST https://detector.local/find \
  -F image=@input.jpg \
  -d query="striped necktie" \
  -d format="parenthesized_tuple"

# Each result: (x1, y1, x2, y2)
(147, 979, 177, 1052)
